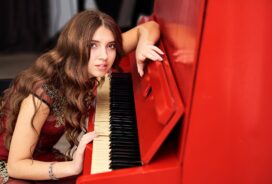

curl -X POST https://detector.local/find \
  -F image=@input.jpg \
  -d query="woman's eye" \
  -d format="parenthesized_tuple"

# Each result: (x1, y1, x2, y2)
(89, 43, 97, 48)
(108, 43, 116, 49)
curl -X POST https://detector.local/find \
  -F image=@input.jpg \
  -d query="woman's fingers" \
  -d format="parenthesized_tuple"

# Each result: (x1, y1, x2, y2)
(138, 45, 164, 62)
(145, 50, 163, 61)
(77, 131, 96, 153)
(80, 131, 96, 145)
(150, 45, 164, 55)
(136, 62, 145, 77)
(136, 45, 164, 77)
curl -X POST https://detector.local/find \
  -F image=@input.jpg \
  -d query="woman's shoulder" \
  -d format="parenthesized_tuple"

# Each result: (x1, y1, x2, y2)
(32, 81, 64, 108)
(32, 81, 67, 127)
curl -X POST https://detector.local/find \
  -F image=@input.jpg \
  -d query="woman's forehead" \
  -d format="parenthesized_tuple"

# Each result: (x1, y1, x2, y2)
(92, 26, 115, 42)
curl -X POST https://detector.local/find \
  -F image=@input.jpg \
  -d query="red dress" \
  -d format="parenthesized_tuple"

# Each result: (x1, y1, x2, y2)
(0, 82, 76, 183)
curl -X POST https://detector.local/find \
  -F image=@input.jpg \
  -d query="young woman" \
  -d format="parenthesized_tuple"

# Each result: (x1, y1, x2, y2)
(0, 10, 163, 183)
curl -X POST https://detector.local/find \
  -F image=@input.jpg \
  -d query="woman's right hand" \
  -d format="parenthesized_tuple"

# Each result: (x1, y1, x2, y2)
(71, 131, 96, 175)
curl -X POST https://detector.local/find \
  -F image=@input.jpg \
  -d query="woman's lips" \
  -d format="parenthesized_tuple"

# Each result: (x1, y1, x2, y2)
(95, 64, 107, 71)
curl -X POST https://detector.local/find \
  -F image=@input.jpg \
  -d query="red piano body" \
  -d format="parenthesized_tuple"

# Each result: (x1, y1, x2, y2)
(77, 0, 272, 183)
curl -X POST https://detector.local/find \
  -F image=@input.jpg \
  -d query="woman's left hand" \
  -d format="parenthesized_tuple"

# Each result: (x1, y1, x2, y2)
(135, 42, 164, 77)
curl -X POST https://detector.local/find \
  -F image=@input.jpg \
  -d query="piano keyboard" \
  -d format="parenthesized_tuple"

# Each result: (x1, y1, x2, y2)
(91, 73, 142, 174)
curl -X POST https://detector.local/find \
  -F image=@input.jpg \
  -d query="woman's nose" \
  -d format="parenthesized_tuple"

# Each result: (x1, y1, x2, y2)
(98, 47, 108, 60)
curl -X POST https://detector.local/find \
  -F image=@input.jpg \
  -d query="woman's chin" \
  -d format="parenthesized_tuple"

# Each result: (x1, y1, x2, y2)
(92, 72, 107, 78)
(89, 68, 111, 78)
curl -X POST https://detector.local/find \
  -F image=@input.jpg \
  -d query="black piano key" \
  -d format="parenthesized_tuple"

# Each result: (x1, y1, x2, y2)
(109, 144, 138, 152)
(110, 114, 135, 118)
(110, 152, 140, 159)
(111, 118, 135, 123)
(111, 89, 131, 93)
(110, 165, 138, 170)
(110, 110, 134, 115)
(110, 141, 138, 146)
(110, 123, 135, 128)
(110, 121, 135, 126)
(110, 98, 133, 102)
(109, 139, 138, 145)
(110, 162, 142, 168)
(110, 147, 139, 154)
(110, 128, 135, 133)
(110, 105, 133, 109)
(110, 137, 138, 142)
(106, 73, 142, 171)
(110, 103, 133, 107)
(110, 131, 137, 137)
(110, 138, 138, 145)
(110, 118, 135, 123)
(110, 119, 135, 124)
(110, 134, 137, 140)
(111, 160, 141, 165)
(110, 133, 136, 138)
(110, 105, 134, 110)
(110, 127, 134, 132)
(109, 162, 142, 169)
(110, 128, 136, 134)
(110, 154, 140, 160)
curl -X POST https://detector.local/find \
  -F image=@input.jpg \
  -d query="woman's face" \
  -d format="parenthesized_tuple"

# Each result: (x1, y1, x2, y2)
(87, 25, 117, 78)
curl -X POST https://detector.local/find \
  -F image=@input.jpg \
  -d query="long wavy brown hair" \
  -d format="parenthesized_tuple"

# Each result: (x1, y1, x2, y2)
(0, 10, 123, 158)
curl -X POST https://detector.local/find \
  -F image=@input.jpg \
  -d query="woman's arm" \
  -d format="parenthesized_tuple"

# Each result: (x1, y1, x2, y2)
(122, 20, 164, 76)
(122, 20, 160, 54)
(7, 95, 95, 180)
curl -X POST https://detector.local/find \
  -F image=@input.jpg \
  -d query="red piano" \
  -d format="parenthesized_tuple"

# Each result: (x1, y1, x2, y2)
(77, 0, 272, 184)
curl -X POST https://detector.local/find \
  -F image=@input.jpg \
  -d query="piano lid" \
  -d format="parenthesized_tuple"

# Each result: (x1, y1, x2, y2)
(130, 40, 184, 164)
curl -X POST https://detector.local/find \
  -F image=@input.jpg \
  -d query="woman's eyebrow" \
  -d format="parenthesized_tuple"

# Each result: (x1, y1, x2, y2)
(90, 40, 99, 43)
(90, 40, 116, 43)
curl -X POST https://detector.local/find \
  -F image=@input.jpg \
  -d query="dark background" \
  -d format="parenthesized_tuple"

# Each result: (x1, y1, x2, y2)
(0, 0, 154, 53)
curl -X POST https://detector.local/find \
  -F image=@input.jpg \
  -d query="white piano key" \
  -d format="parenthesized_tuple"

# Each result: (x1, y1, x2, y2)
(91, 76, 112, 174)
